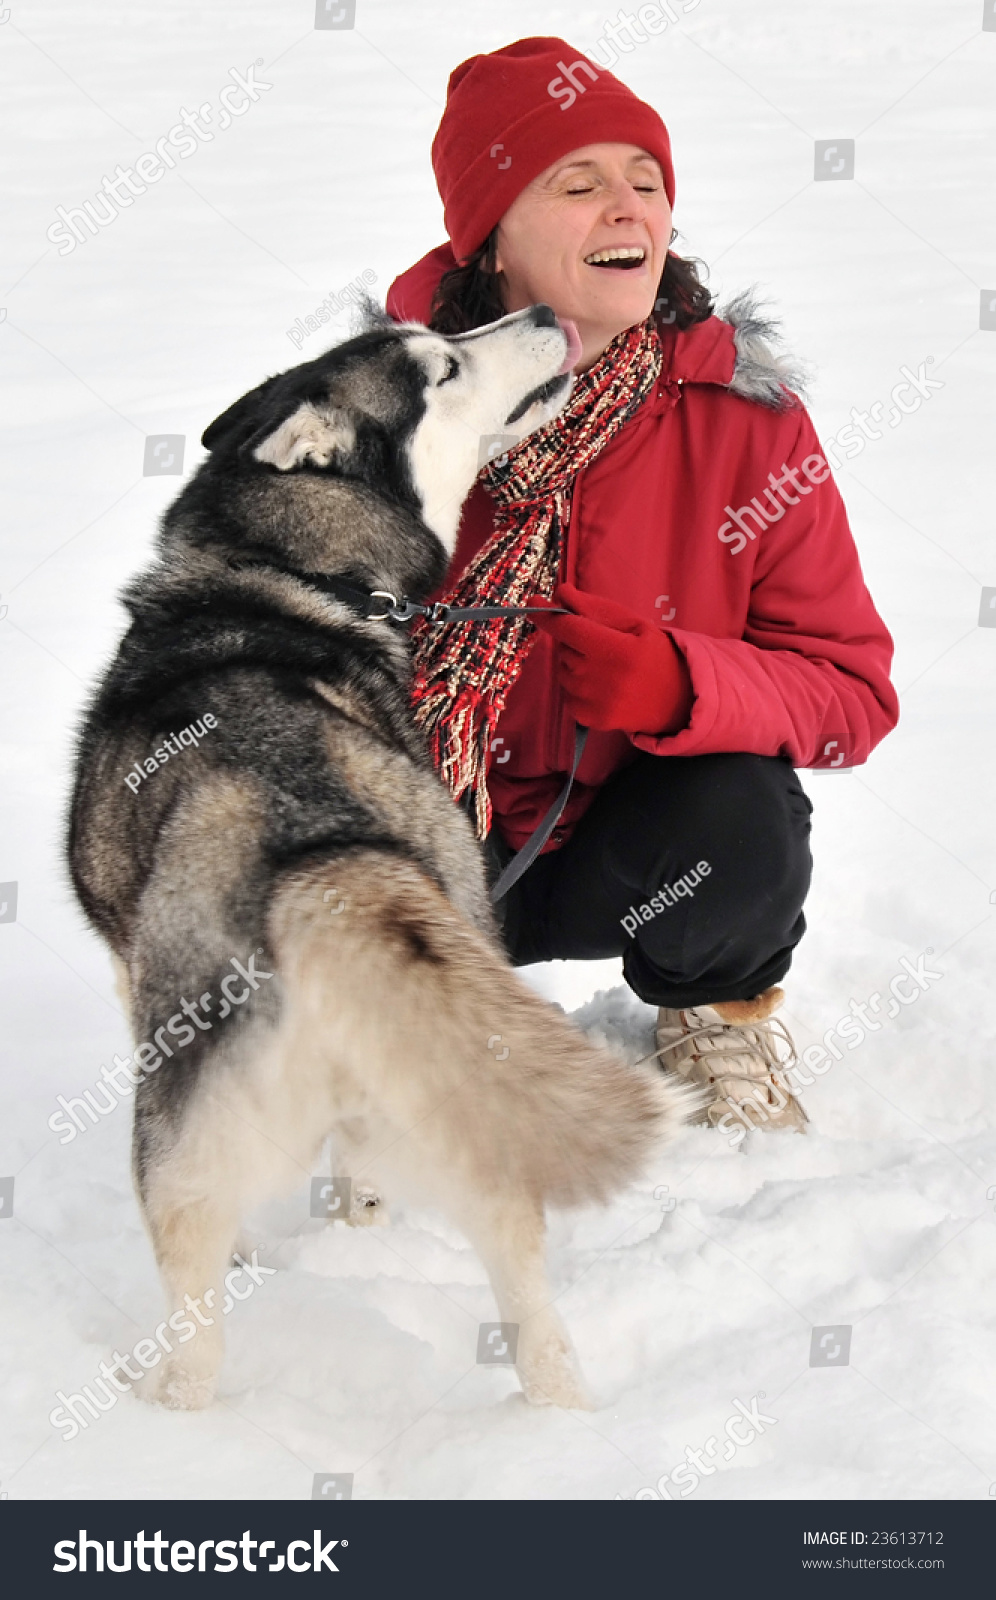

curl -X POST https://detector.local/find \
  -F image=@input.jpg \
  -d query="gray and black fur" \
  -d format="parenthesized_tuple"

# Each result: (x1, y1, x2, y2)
(70, 326, 456, 1184)
(720, 289, 811, 409)
(66, 307, 689, 1412)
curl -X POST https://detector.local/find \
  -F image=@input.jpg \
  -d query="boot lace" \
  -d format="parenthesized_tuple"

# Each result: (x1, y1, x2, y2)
(649, 1013, 800, 1096)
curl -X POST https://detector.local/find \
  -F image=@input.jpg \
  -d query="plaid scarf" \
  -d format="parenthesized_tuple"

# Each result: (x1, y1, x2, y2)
(410, 315, 663, 838)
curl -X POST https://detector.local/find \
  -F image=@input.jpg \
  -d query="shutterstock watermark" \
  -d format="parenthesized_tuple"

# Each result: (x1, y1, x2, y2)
(46, 63, 272, 255)
(48, 951, 274, 1144)
(589, 2, 703, 68)
(621, 860, 711, 938)
(717, 949, 943, 1146)
(717, 362, 943, 555)
(616, 1392, 775, 1498)
(49, 1250, 276, 1442)
(286, 269, 378, 349)
(547, 3, 703, 102)
(53, 1528, 341, 1574)
(718, 455, 831, 555)
(821, 361, 943, 471)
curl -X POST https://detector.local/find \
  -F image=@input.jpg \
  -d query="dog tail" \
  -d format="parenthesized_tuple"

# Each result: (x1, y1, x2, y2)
(269, 852, 695, 1210)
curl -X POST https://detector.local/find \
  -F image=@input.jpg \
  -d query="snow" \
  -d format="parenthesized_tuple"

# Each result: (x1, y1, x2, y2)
(2, 0, 995, 1501)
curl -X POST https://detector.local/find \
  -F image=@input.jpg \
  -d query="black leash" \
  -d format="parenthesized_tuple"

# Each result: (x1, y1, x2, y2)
(488, 722, 589, 903)
(230, 552, 569, 626)
(230, 553, 588, 901)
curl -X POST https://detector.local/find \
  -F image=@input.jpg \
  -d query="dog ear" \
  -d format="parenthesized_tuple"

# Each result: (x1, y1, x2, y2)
(201, 376, 281, 452)
(356, 292, 393, 331)
(248, 402, 356, 472)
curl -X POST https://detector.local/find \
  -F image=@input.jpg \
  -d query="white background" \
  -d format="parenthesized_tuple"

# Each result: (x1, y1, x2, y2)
(1, 0, 995, 1500)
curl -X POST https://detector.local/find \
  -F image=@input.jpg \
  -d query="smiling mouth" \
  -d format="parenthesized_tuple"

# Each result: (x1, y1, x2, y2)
(583, 246, 647, 270)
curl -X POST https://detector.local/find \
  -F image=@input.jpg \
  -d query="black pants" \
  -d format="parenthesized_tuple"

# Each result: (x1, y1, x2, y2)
(490, 752, 814, 1009)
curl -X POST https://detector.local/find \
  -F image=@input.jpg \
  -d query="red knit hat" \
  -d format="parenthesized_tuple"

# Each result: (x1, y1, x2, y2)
(432, 36, 676, 264)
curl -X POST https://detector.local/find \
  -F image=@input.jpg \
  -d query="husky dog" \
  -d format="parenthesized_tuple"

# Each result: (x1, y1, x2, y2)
(67, 305, 688, 1413)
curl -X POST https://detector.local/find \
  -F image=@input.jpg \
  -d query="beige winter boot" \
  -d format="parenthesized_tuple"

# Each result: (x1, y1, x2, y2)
(654, 986, 807, 1133)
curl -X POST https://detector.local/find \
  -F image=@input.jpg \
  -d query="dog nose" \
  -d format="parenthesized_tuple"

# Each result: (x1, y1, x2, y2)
(526, 304, 558, 329)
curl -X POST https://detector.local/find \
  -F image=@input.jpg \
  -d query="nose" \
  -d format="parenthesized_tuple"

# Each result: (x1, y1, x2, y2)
(606, 180, 652, 224)
(526, 303, 558, 329)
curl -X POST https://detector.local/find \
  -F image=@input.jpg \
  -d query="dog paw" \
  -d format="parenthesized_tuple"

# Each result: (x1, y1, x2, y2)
(516, 1338, 593, 1410)
(520, 1372, 594, 1411)
(134, 1360, 217, 1411)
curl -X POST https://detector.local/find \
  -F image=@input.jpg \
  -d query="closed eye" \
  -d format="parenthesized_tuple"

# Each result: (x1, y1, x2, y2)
(436, 355, 459, 386)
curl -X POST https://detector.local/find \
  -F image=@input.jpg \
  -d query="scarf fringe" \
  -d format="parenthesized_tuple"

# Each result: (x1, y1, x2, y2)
(414, 683, 495, 838)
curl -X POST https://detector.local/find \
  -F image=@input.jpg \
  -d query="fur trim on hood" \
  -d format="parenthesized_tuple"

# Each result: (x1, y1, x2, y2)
(719, 289, 811, 410)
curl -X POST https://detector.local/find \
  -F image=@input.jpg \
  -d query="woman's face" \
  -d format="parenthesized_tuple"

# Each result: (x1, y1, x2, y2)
(493, 142, 672, 370)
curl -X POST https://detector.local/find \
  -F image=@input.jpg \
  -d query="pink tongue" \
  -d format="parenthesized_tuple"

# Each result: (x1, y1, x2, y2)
(556, 318, 583, 373)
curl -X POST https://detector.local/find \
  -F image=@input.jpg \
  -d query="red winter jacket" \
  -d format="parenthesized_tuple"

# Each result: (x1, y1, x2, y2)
(387, 247, 899, 853)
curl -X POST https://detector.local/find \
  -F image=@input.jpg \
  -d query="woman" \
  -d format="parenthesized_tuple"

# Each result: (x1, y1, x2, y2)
(386, 36, 899, 1132)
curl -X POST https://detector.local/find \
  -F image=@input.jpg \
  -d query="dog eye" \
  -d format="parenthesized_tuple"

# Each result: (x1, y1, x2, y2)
(436, 356, 459, 386)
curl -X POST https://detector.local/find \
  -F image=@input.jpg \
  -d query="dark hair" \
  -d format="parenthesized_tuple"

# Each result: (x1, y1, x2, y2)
(428, 227, 714, 336)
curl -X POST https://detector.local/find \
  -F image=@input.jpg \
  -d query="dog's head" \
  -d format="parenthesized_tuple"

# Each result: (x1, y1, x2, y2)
(200, 305, 579, 553)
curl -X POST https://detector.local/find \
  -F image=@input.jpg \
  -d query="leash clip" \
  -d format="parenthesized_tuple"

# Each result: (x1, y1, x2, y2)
(368, 589, 410, 622)
(371, 595, 452, 624)
(389, 596, 425, 622)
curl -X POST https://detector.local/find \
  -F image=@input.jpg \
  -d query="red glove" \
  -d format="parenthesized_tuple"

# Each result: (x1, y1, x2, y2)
(530, 582, 693, 735)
